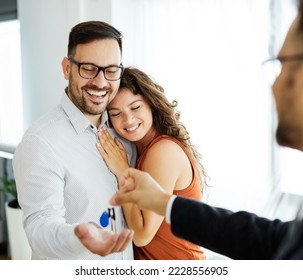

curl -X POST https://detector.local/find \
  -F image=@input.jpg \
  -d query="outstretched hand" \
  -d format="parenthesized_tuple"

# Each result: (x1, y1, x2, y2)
(110, 168, 171, 217)
(75, 222, 134, 256)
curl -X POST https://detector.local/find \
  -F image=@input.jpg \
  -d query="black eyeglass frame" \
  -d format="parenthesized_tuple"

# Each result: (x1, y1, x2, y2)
(68, 57, 124, 81)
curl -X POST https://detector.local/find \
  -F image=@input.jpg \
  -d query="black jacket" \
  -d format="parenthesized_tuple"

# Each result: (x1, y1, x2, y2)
(171, 196, 303, 259)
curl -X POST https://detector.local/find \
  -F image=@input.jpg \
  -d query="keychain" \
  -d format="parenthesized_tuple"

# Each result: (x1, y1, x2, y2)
(99, 207, 116, 233)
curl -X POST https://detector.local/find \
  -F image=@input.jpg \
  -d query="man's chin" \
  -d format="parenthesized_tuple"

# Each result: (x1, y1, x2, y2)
(83, 103, 107, 116)
(276, 127, 299, 150)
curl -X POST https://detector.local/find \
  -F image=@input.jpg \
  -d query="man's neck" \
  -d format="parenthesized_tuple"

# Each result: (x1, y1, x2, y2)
(86, 113, 102, 128)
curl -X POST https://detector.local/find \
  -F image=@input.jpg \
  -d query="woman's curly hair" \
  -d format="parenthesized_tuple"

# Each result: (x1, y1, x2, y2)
(118, 67, 209, 191)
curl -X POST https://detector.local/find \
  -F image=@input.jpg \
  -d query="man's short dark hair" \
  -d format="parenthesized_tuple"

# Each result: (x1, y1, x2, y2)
(67, 21, 123, 56)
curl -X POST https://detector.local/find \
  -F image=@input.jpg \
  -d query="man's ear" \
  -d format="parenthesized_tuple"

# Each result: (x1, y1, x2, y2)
(61, 57, 70, 80)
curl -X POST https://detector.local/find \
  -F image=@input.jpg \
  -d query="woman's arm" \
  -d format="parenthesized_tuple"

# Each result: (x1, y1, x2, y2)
(124, 139, 191, 246)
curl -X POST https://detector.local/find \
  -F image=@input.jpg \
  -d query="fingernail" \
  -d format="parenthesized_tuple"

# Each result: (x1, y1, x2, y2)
(109, 197, 116, 205)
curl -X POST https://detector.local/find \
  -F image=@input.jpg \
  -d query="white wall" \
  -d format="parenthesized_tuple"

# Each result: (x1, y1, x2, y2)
(18, 0, 67, 131)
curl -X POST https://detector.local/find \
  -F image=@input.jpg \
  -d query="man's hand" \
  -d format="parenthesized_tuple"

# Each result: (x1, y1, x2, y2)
(110, 168, 171, 216)
(75, 222, 134, 256)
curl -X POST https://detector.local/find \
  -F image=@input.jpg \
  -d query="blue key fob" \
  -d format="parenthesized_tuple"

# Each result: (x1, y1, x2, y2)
(100, 211, 109, 228)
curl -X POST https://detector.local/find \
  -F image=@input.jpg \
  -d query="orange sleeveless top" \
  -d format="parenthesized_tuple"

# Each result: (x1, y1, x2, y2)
(134, 135, 206, 260)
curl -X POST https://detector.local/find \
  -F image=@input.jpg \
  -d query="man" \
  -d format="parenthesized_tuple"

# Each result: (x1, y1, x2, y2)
(109, 0, 303, 259)
(13, 21, 136, 259)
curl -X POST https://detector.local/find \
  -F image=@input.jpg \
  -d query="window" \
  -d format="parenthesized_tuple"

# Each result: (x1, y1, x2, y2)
(0, 20, 23, 147)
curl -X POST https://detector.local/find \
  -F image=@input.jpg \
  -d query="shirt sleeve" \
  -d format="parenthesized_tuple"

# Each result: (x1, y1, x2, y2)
(13, 134, 89, 259)
(165, 195, 177, 224)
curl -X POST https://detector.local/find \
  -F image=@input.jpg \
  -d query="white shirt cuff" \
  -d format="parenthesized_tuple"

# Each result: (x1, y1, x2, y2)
(165, 195, 177, 224)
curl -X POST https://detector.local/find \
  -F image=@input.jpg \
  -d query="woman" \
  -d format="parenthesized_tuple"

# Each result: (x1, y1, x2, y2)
(97, 67, 208, 260)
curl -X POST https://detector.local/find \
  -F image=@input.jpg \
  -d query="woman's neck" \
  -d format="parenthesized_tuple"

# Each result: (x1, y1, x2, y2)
(135, 128, 160, 156)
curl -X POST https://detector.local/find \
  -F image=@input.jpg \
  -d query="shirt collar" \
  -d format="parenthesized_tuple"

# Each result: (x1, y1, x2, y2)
(60, 92, 109, 134)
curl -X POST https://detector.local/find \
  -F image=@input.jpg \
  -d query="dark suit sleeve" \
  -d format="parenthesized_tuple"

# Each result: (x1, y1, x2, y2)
(170, 196, 292, 259)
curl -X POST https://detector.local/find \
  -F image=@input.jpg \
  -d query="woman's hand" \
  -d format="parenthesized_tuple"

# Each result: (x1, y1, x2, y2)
(97, 128, 130, 177)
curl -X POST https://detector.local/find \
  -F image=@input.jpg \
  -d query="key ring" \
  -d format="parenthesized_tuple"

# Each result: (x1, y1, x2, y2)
(99, 207, 116, 233)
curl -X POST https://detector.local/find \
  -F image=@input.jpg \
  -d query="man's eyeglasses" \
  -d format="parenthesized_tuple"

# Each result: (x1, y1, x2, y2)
(68, 57, 124, 81)
(262, 53, 303, 85)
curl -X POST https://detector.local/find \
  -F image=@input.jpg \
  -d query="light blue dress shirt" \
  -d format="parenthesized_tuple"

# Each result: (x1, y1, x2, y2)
(13, 93, 137, 259)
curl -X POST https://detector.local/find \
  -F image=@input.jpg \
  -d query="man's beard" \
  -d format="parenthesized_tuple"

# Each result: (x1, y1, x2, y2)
(276, 123, 299, 150)
(68, 82, 112, 116)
